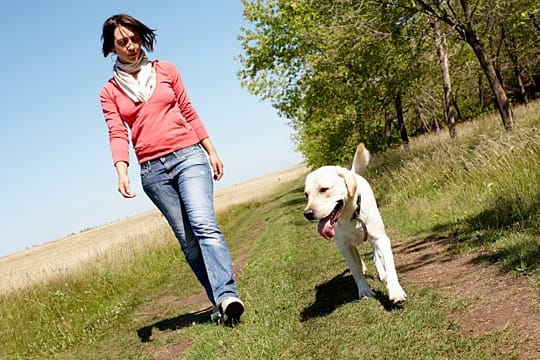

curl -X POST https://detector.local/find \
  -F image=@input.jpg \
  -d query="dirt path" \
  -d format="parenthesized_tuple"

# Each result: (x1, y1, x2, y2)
(393, 234, 540, 360)
(136, 218, 258, 360)
(140, 229, 540, 360)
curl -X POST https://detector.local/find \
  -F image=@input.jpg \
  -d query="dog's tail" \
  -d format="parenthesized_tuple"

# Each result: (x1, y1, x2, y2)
(351, 143, 370, 175)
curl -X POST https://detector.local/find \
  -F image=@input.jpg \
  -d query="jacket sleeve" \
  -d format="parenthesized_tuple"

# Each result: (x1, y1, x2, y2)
(167, 62, 209, 141)
(99, 85, 130, 165)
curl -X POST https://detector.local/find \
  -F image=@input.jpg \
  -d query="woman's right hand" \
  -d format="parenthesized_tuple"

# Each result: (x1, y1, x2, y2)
(115, 161, 136, 198)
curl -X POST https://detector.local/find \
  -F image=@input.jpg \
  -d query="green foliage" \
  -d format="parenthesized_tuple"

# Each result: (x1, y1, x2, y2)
(239, 0, 432, 165)
(298, 118, 400, 168)
(238, 0, 540, 166)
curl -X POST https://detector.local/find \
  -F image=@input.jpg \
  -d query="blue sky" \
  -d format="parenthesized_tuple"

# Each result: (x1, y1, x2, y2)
(0, 1, 303, 257)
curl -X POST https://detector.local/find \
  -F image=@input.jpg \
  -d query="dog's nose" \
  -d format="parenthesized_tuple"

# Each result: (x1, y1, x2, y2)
(304, 209, 315, 221)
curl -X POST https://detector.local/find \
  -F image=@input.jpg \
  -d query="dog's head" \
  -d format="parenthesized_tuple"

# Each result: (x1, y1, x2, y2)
(303, 166, 357, 239)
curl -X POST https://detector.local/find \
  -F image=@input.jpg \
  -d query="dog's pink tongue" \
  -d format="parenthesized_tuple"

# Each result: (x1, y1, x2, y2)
(318, 218, 335, 239)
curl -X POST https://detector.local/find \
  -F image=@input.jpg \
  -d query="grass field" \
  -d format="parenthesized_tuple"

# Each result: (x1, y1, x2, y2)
(0, 101, 538, 359)
(0, 164, 308, 293)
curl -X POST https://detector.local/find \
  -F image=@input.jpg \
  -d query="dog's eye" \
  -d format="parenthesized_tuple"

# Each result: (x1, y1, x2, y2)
(320, 187, 329, 193)
(304, 192, 308, 198)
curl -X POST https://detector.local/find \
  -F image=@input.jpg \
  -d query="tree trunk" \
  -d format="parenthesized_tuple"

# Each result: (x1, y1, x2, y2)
(454, 95, 462, 120)
(465, 28, 514, 129)
(384, 112, 393, 137)
(414, 0, 514, 129)
(478, 74, 488, 108)
(506, 33, 528, 104)
(395, 92, 409, 144)
(432, 20, 457, 138)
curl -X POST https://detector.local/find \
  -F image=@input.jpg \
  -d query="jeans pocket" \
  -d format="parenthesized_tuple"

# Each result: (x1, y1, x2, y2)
(140, 162, 152, 179)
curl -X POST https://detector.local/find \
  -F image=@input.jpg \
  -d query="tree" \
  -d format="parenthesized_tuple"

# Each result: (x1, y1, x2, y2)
(239, 0, 427, 165)
(499, 1, 540, 103)
(412, 0, 514, 129)
(431, 19, 457, 137)
(238, 0, 538, 165)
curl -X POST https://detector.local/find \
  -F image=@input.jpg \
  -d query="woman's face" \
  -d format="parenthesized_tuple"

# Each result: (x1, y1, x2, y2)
(113, 25, 141, 64)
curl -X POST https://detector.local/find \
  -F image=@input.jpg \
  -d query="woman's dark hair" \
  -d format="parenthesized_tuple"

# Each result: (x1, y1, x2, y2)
(101, 14, 157, 57)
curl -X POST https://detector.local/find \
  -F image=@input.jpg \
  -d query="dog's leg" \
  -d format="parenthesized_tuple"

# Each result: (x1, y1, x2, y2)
(335, 238, 374, 300)
(372, 249, 386, 282)
(368, 233, 407, 304)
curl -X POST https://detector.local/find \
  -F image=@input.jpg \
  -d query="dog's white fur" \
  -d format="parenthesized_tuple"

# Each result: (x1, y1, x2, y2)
(303, 144, 407, 304)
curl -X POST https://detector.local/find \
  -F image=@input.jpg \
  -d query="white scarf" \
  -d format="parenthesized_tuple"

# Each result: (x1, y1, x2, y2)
(113, 53, 156, 103)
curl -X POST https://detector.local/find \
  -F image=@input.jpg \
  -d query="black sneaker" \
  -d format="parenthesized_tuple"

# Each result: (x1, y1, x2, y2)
(219, 297, 244, 327)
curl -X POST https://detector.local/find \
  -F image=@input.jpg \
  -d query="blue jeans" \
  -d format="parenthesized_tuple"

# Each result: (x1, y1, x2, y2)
(140, 144, 239, 306)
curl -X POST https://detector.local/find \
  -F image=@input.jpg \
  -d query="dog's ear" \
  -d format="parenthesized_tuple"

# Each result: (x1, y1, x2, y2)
(336, 167, 357, 198)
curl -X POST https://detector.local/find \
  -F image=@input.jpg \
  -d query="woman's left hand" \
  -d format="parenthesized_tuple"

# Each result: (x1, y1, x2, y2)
(209, 154, 223, 181)
(200, 138, 223, 181)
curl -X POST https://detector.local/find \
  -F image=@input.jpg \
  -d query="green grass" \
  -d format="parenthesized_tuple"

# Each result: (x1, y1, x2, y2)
(0, 227, 204, 359)
(370, 103, 540, 279)
(1, 101, 539, 359)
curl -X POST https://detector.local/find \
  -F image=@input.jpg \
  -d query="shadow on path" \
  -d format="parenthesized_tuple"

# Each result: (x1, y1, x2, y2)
(137, 307, 213, 343)
(300, 269, 402, 321)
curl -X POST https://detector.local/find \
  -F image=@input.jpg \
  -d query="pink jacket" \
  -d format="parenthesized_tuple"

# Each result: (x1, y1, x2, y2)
(99, 60, 209, 165)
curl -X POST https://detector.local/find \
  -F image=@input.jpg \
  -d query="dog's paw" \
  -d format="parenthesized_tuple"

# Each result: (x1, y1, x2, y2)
(388, 287, 407, 304)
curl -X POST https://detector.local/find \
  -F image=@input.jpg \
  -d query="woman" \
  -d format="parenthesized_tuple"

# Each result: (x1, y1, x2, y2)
(99, 14, 244, 326)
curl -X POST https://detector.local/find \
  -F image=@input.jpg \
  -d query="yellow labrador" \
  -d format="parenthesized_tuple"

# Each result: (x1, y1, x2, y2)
(303, 144, 406, 304)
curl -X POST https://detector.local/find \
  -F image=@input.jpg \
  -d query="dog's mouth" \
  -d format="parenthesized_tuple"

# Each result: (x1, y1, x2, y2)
(317, 200, 343, 239)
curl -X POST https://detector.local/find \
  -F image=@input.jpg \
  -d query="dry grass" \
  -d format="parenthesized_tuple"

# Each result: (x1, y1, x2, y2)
(213, 164, 308, 212)
(0, 164, 308, 293)
(0, 211, 164, 293)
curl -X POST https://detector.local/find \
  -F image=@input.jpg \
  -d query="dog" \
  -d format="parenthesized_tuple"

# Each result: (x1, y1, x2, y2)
(303, 143, 407, 304)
